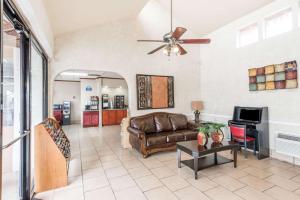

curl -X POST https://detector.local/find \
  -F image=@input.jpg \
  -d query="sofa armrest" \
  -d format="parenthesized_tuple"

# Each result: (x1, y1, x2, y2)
(127, 127, 146, 139)
(187, 121, 199, 131)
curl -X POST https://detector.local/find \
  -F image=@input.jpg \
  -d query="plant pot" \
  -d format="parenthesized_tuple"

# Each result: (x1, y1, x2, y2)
(211, 130, 224, 143)
(197, 132, 208, 146)
(211, 142, 223, 148)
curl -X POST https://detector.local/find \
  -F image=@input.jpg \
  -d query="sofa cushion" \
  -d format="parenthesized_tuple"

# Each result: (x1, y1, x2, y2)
(169, 114, 188, 131)
(146, 133, 167, 147)
(154, 114, 173, 132)
(131, 115, 156, 134)
(176, 130, 198, 140)
(167, 132, 185, 143)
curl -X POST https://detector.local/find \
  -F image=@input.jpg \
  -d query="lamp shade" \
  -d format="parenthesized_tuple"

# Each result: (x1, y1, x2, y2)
(191, 101, 204, 111)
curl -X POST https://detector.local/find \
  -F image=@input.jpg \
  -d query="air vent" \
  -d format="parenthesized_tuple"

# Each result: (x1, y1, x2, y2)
(276, 133, 300, 158)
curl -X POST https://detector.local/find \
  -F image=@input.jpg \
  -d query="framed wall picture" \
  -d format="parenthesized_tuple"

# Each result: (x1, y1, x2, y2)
(136, 74, 174, 110)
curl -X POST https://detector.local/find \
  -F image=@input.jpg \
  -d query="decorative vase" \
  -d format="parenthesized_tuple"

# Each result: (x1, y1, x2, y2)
(211, 130, 224, 143)
(197, 132, 208, 146)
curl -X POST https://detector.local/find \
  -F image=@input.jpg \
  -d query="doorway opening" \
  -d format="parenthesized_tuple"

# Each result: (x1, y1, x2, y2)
(53, 70, 129, 127)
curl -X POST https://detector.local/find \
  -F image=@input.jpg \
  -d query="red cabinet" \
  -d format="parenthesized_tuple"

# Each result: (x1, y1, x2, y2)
(102, 110, 127, 126)
(53, 110, 63, 125)
(83, 111, 99, 128)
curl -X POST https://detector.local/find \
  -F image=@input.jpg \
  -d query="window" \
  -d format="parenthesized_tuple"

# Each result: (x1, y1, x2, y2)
(264, 8, 293, 39)
(238, 23, 259, 48)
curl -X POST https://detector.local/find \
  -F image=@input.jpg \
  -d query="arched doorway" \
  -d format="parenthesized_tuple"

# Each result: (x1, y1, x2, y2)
(52, 70, 129, 127)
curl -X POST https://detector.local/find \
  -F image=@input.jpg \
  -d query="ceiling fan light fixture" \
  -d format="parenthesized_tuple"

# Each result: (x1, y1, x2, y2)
(163, 45, 171, 56)
(172, 45, 180, 54)
(137, 0, 211, 56)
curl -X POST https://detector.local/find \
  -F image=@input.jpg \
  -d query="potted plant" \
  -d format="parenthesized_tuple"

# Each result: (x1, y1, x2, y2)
(209, 123, 226, 143)
(197, 126, 210, 146)
(198, 123, 226, 144)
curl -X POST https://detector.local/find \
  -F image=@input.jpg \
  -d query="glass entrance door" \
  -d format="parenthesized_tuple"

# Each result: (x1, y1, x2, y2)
(1, 15, 22, 200)
(1, 2, 32, 198)
(1, 1, 48, 199)
(30, 44, 44, 195)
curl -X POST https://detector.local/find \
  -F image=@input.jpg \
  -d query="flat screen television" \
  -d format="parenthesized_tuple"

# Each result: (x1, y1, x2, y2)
(239, 109, 261, 122)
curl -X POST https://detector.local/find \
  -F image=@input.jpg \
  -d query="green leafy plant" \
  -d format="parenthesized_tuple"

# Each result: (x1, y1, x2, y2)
(197, 123, 226, 137)
(198, 126, 210, 136)
(209, 123, 225, 133)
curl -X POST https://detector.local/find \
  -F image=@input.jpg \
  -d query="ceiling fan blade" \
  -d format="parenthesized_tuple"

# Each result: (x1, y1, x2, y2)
(177, 44, 187, 55)
(148, 45, 167, 55)
(180, 39, 211, 44)
(172, 27, 187, 39)
(137, 40, 165, 43)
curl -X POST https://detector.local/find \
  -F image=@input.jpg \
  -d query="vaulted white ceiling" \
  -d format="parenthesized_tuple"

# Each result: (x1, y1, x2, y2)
(44, 0, 274, 37)
(44, 0, 149, 36)
(158, 0, 274, 35)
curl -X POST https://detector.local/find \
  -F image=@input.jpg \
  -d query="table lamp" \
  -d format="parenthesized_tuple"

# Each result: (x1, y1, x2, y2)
(191, 101, 204, 123)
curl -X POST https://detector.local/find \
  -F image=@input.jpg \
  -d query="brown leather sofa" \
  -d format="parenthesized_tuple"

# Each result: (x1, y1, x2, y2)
(127, 112, 198, 158)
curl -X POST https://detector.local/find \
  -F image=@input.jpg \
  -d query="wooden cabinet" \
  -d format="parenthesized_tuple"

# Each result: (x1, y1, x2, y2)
(102, 110, 110, 126)
(102, 110, 127, 126)
(83, 111, 99, 127)
(83, 113, 91, 126)
(108, 111, 117, 125)
(116, 110, 127, 124)
(91, 113, 99, 125)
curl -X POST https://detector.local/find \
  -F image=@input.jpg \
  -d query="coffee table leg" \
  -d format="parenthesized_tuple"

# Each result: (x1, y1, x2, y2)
(194, 156, 198, 180)
(233, 148, 237, 168)
(177, 149, 181, 168)
(214, 152, 218, 165)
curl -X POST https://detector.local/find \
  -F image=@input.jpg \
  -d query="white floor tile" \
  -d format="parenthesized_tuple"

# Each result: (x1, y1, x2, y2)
(135, 175, 163, 192)
(109, 175, 136, 191)
(83, 175, 109, 192)
(175, 186, 210, 200)
(85, 186, 116, 200)
(145, 186, 177, 200)
(105, 166, 128, 179)
(114, 186, 146, 200)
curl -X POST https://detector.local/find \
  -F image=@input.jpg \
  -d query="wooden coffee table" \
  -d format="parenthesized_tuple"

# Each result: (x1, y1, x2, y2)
(176, 140, 239, 179)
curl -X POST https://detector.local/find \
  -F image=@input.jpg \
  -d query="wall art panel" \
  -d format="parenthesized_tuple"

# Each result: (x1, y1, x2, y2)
(248, 60, 298, 91)
(137, 74, 174, 110)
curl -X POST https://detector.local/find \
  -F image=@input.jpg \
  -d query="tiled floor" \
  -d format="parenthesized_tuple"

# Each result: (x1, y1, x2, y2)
(34, 124, 300, 200)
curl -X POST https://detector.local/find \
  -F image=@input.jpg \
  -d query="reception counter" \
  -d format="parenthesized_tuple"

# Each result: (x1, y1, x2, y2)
(102, 109, 127, 126)
(83, 110, 99, 128)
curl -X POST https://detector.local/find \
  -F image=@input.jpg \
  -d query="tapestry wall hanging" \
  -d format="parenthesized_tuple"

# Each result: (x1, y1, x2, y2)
(136, 74, 174, 110)
(249, 60, 298, 91)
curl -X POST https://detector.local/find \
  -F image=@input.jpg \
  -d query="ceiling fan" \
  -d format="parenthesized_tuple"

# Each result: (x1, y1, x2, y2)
(137, 0, 211, 56)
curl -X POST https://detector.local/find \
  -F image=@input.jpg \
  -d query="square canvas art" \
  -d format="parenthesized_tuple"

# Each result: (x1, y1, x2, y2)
(136, 74, 174, 110)
(248, 60, 298, 91)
